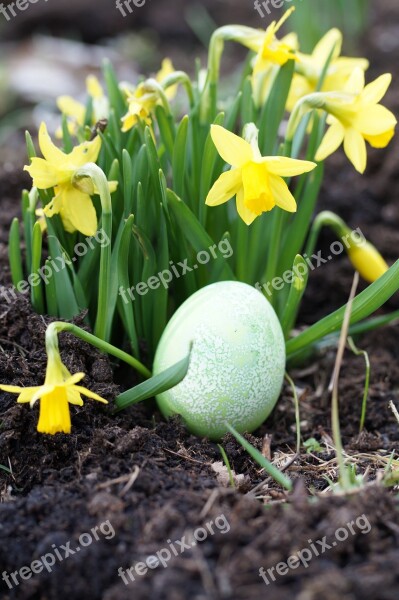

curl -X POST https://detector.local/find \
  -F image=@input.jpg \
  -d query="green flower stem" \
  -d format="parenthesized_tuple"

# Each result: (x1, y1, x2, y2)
(46, 322, 152, 379)
(305, 210, 349, 258)
(144, 79, 174, 117)
(263, 208, 284, 306)
(161, 72, 196, 108)
(281, 255, 309, 338)
(286, 93, 328, 143)
(72, 163, 112, 342)
(201, 25, 258, 122)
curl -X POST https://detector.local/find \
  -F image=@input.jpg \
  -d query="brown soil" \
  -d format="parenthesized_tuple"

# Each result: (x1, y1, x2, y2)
(1, 3, 399, 600)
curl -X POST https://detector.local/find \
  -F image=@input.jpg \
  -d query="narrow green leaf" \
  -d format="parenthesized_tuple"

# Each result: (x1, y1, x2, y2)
(259, 60, 295, 154)
(167, 189, 236, 281)
(103, 59, 126, 119)
(46, 222, 80, 319)
(172, 115, 189, 199)
(286, 259, 399, 358)
(30, 222, 44, 313)
(114, 354, 190, 412)
(8, 218, 24, 287)
(225, 423, 293, 491)
(281, 255, 309, 338)
(122, 149, 134, 217)
(117, 215, 139, 356)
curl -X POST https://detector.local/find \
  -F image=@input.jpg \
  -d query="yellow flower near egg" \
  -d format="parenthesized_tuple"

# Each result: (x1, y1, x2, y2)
(0, 354, 107, 435)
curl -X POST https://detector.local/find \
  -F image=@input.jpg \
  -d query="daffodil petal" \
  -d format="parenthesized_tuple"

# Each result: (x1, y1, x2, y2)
(67, 136, 102, 168)
(57, 96, 86, 124)
(313, 28, 342, 64)
(364, 129, 395, 148)
(38, 122, 68, 166)
(108, 181, 118, 194)
(67, 389, 84, 406)
(361, 73, 392, 104)
(235, 189, 257, 226)
(43, 190, 63, 218)
(86, 75, 104, 99)
(345, 67, 365, 95)
(17, 387, 43, 404)
(121, 112, 139, 132)
(31, 384, 56, 405)
(72, 386, 108, 403)
(24, 158, 60, 189)
(205, 169, 242, 207)
(268, 175, 297, 212)
(0, 384, 37, 403)
(262, 156, 316, 177)
(315, 122, 345, 162)
(355, 105, 397, 136)
(63, 372, 86, 387)
(210, 125, 253, 168)
(343, 128, 367, 174)
(60, 186, 98, 236)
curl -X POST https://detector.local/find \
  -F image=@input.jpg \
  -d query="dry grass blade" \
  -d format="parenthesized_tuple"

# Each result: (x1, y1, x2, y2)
(329, 271, 359, 491)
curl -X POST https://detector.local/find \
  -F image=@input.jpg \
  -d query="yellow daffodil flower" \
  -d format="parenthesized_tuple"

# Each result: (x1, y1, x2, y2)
(156, 58, 178, 100)
(315, 68, 397, 173)
(121, 85, 157, 132)
(251, 8, 298, 76)
(206, 125, 316, 225)
(287, 29, 369, 112)
(57, 75, 109, 137)
(252, 32, 298, 107)
(121, 59, 177, 132)
(24, 122, 117, 237)
(0, 354, 107, 435)
(348, 240, 389, 283)
(231, 8, 297, 106)
(35, 208, 47, 233)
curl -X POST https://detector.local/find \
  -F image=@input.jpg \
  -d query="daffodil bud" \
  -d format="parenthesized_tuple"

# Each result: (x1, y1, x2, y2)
(347, 241, 389, 283)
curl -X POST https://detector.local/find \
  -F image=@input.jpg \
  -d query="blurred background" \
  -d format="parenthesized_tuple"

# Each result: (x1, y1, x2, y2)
(0, 0, 398, 161)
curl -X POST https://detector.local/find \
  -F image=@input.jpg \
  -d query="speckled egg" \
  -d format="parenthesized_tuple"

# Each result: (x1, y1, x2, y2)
(153, 281, 286, 440)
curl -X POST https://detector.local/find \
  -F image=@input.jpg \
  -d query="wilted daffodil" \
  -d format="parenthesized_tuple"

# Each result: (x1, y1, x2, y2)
(24, 123, 117, 236)
(121, 59, 177, 132)
(0, 353, 107, 435)
(315, 68, 397, 173)
(287, 29, 369, 112)
(57, 75, 109, 137)
(206, 125, 316, 225)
